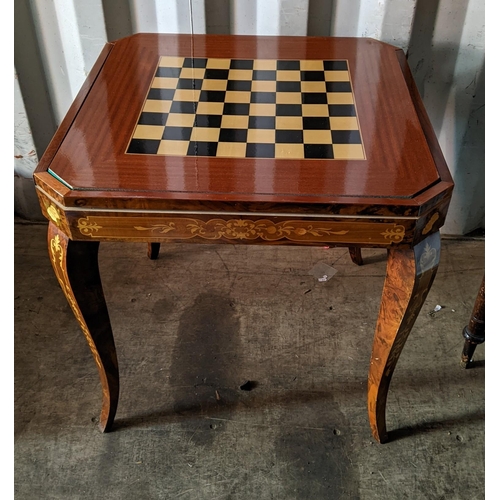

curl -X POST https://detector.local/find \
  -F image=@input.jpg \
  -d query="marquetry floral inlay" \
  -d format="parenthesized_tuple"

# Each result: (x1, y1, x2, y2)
(419, 242, 438, 271)
(77, 217, 103, 234)
(75, 215, 407, 245)
(48, 233, 108, 406)
(134, 222, 176, 233)
(422, 213, 439, 235)
(185, 219, 349, 240)
(50, 234, 64, 269)
(47, 204, 62, 226)
(381, 226, 405, 242)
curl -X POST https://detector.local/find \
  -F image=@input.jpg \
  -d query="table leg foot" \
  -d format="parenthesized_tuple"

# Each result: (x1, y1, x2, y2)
(348, 247, 363, 266)
(148, 242, 161, 260)
(460, 339, 478, 369)
(47, 222, 119, 432)
(368, 232, 440, 443)
(460, 276, 485, 369)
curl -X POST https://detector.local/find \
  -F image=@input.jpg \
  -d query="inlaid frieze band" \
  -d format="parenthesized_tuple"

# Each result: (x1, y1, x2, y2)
(75, 216, 406, 245)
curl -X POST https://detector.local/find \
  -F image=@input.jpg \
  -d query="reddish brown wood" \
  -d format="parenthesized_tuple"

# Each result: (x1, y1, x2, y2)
(32, 34, 455, 442)
(41, 35, 442, 204)
(47, 222, 119, 432)
(34, 44, 114, 176)
(368, 232, 440, 443)
(461, 276, 485, 368)
(395, 49, 453, 184)
(42, 189, 450, 217)
(349, 247, 363, 265)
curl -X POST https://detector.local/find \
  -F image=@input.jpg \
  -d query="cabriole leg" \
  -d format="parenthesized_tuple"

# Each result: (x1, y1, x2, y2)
(368, 232, 440, 443)
(47, 222, 119, 432)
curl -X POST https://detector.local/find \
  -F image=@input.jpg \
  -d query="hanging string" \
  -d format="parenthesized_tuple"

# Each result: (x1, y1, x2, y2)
(188, 0, 197, 154)
(189, 0, 194, 35)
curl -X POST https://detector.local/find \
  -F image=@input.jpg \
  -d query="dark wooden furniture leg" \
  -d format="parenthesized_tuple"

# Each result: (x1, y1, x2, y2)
(461, 276, 485, 368)
(148, 242, 161, 260)
(47, 222, 119, 432)
(349, 247, 363, 266)
(368, 232, 440, 443)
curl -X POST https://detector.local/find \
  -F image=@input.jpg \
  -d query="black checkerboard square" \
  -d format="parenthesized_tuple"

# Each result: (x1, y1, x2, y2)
(302, 93, 328, 105)
(156, 67, 181, 78)
(177, 78, 203, 90)
(183, 58, 207, 68)
(246, 143, 275, 158)
(162, 126, 192, 141)
(277, 81, 301, 93)
(304, 144, 333, 158)
(148, 88, 175, 100)
(249, 116, 275, 129)
(187, 141, 218, 156)
(223, 103, 250, 115)
(277, 60, 300, 70)
(331, 130, 362, 144)
(169, 101, 197, 114)
(128, 138, 160, 154)
(227, 80, 252, 91)
(276, 104, 302, 116)
(251, 92, 276, 104)
(219, 128, 248, 142)
(326, 81, 352, 93)
(276, 130, 303, 143)
(199, 90, 226, 102)
(138, 112, 169, 126)
(328, 104, 356, 117)
(301, 71, 325, 81)
(205, 69, 230, 80)
(253, 70, 276, 81)
(127, 57, 365, 160)
(303, 117, 330, 130)
(194, 115, 223, 128)
(323, 60, 348, 71)
(230, 60, 254, 69)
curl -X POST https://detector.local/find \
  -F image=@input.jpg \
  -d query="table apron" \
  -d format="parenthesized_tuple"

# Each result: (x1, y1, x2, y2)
(37, 186, 452, 248)
(46, 210, 420, 248)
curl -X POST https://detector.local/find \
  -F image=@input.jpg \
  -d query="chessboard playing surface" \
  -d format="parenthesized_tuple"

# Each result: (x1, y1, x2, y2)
(127, 56, 365, 160)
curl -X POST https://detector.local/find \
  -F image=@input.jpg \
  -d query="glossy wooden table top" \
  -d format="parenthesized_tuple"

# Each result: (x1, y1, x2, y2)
(35, 33, 453, 214)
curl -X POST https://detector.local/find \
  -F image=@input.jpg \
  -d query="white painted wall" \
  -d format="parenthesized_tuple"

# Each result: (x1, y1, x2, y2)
(14, 69, 38, 179)
(14, 0, 485, 235)
(14, 67, 41, 219)
(408, 0, 485, 235)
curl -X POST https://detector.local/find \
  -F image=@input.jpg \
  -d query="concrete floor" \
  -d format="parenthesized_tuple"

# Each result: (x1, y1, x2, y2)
(15, 222, 485, 500)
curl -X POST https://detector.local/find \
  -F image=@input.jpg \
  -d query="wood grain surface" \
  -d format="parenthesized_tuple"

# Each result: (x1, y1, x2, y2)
(461, 276, 485, 368)
(47, 222, 119, 432)
(33, 34, 456, 443)
(368, 232, 440, 442)
(35, 34, 450, 205)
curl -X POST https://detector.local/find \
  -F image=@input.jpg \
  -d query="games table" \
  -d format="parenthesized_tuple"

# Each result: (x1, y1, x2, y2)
(33, 34, 454, 443)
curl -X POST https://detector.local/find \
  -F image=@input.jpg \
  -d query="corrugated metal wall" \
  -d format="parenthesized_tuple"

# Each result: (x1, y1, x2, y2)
(14, 0, 485, 235)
